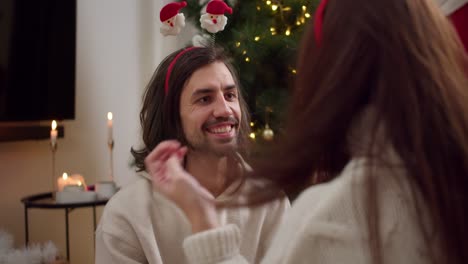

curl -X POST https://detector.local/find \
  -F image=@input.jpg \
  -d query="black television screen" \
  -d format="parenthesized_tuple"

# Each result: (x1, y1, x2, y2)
(0, 0, 76, 122)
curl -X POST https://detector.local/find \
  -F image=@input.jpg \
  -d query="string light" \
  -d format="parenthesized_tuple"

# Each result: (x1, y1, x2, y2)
(254, 36, 260, 41)
(305, 13, 311, 18)
(245, 57, 250, 62)
(266, 0, 271, 5)
(249, 132, 256, 140)
(271, 4, 278, 11)
(236, 42, 241, 48)
(250, 122, 255, 127)
(242, 50, 247, 55)
(285, 28, 291, 36)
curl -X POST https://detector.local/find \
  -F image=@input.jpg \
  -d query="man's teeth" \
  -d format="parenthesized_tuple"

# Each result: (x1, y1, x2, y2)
(208, 125, 232, 134)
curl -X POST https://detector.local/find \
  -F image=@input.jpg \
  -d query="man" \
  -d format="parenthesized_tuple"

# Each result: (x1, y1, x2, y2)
(95, 46, 290, 263)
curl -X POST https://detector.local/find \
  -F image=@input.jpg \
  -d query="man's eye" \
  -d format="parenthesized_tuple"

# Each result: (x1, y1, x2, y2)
(225, 92, 237, 101)
(197, 96, 210, 104)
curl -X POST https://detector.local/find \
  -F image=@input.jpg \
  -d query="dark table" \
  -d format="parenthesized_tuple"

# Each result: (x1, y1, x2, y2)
(21, 192, 108, 261)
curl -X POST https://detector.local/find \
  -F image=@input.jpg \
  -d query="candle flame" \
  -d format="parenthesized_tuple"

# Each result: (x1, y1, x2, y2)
(51, 120, 57, 130)
(107, 112, 113, 121)
(62, 172, 68, 179)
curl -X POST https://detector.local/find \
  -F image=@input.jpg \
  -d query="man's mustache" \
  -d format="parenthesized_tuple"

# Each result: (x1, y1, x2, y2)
(202, 116, 239, 129)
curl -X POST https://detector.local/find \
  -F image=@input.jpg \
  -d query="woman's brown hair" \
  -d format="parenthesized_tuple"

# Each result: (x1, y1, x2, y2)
(246, 0, 468, 263)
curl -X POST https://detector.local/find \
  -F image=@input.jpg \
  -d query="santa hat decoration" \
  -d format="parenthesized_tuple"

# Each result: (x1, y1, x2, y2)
(206, 0, 233, 15)
(160, 1, 187, 22)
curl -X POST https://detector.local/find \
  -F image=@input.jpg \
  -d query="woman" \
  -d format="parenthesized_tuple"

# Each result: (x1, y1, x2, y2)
(146, 0, 468, 263)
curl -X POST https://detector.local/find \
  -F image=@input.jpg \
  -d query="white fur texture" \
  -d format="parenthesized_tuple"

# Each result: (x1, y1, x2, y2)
(192, 33, 212, 47)
(0, 229, 58, 264)
(200, 13, 228, 33)
(160, 13, 186, 36)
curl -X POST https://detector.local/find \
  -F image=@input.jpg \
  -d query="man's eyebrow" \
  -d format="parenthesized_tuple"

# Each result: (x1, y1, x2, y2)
(223, 85, 237, 92)
(191, 88, 215, 98)
(191, 85, 237, 98)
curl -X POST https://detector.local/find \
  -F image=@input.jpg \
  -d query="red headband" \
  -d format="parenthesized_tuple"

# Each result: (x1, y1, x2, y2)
(164, 47, 199, 95)
(314, 0, 329, 45)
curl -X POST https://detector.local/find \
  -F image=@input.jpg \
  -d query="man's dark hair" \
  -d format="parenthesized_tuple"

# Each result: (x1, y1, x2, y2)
(131, 45, 251, 171)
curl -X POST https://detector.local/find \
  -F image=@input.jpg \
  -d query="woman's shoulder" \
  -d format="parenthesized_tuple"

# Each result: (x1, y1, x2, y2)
(292, 156, 408, 223)
(280, 156, 429, 262)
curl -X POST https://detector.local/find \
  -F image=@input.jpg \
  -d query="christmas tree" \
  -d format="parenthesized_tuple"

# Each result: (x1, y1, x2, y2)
(184, 0, 320, 142)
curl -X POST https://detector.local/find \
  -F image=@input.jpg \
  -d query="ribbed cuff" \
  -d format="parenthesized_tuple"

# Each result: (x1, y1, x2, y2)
(183, 224, 240, 264)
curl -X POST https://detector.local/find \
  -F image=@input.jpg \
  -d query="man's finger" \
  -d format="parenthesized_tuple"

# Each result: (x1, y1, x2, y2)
(145, 140, 181, 164)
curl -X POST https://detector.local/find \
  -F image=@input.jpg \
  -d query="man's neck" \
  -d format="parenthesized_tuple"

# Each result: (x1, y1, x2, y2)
(185, 151, 230, 197)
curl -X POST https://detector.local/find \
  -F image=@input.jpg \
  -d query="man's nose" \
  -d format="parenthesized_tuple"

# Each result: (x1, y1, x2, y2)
(213, 96, 233, 117)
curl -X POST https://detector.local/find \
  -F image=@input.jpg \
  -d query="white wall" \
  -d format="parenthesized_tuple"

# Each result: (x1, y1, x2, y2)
(0, 0, 185, 263)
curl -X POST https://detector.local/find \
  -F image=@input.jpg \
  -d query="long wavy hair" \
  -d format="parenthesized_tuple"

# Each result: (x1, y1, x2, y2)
(245, 0, 468, 263)
(131, 46, 251, 171)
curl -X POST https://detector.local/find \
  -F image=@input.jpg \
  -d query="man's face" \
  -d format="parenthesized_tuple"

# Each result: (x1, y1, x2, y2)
(179, 61, 241, 156)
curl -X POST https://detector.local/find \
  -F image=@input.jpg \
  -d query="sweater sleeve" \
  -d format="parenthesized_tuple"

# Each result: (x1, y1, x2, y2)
(183, 224, 248, 264)
(255, 197, 290, 261)
(95, 225, 147, 263)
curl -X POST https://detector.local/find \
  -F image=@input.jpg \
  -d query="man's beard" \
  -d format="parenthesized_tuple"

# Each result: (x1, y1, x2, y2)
(186, 116, 240, 157)
(189, 135, 238, 157)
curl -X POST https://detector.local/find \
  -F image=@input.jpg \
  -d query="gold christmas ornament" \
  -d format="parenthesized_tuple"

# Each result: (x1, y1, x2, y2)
(262, 124, 274, 141)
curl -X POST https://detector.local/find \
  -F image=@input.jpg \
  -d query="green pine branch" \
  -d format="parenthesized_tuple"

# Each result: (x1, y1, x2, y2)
(182, 0, 320, 139)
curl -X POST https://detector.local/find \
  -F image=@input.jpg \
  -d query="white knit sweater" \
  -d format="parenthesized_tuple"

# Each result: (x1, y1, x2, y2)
(182, 111, 436, 263)
(183, 156, 436, 263)
(95, 175, 290, 264)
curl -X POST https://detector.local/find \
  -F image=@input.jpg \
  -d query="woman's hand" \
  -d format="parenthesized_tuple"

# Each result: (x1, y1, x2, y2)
(145, 140, 219, 233)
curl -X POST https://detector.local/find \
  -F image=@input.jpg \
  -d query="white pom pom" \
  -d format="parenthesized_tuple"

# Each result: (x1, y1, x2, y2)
(0, 230, 14, 254)
(0, 230, 60, 264)
(192, 34, 211, 47)
(41, 241, 59, 263)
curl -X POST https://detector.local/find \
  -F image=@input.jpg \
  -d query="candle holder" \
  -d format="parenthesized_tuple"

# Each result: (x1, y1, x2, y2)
(50, 141, 57, 200)
(108, 139, 114, 182)
(95, 139, 118, 200)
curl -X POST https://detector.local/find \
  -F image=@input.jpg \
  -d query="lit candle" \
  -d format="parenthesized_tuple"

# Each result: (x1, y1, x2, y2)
(50, 120, 58, 146)
(107, 112, 113, 143)
(57, 172, 71, 192)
